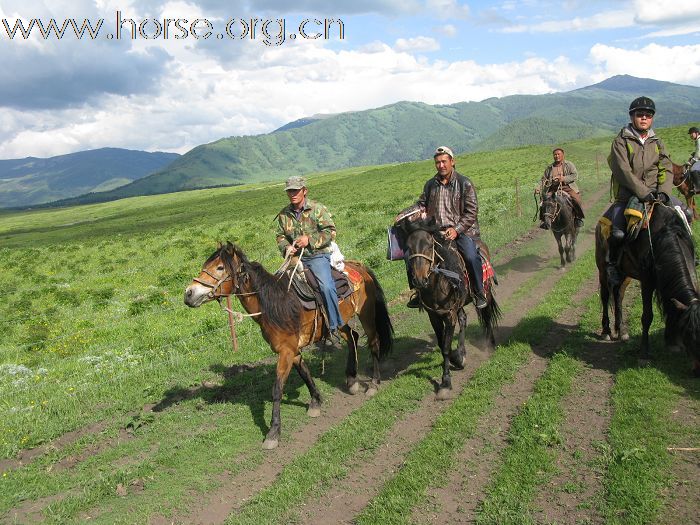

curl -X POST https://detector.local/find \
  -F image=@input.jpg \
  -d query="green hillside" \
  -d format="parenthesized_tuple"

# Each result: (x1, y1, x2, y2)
(62, 75, 700, 206)
(0, 148, 179, 208)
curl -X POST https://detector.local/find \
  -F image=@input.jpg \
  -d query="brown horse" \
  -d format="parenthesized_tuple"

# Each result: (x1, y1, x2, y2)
(595, 203, 700, 375)
(672, 162, 698, 220)
(398, 218, 501, 399)
(184, 242, 393, 449)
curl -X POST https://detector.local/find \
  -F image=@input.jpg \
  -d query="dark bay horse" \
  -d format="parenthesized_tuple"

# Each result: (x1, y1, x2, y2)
(398, 218, 501, 399)
(595, 203, 700, 375)
(185, 242, 393, 449)
(672, 161, 698, 220)
(542, 189, 578, 268)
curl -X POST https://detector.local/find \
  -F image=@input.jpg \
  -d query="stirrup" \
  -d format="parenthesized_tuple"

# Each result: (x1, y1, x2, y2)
(473, 292, 488, 309)
(406, 293, 420, 309)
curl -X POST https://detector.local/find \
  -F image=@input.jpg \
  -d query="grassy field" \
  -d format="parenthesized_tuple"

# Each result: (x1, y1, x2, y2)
(1, 126, 698, 524)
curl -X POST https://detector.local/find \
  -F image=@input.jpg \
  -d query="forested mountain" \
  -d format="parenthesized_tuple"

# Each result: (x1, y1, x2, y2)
(20, 75, 700, 208)
(0, 148, 179, 208)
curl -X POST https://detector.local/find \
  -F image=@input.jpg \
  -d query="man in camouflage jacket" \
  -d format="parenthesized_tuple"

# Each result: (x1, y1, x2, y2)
(276, 176, 343, 337)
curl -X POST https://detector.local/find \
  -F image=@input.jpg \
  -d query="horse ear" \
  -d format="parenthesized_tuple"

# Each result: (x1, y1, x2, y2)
(671, 298, 689, 311)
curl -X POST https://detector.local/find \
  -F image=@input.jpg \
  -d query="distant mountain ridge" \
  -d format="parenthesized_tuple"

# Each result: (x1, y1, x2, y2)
(15, 75, 700, 208)
(0, 148, 179, 208)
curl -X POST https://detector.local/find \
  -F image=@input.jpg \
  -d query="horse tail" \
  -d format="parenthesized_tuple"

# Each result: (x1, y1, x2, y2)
(364, 267, 394, 360)
(476, 287, 502, 344)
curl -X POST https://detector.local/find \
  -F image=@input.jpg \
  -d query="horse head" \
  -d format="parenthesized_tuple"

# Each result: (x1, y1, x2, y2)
(184, 242, 244, 307)
(396, 217, 440, 289)
(541, 192, 560, 230)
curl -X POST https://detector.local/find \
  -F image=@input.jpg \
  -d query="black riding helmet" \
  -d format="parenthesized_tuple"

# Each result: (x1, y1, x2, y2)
(628, 96, 656, 115)
(689, 126, 700, 134)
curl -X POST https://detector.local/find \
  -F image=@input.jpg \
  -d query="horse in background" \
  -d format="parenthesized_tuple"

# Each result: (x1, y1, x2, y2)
(595, 203, 700, 376)
(185, 242, 394, 449)
(541, 188, 579, 268)
(398, 218, 501, 399)
(672, 161, 698, 220)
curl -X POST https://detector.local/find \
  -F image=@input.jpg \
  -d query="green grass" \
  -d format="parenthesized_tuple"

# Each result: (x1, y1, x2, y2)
(0, 125, 697, 524)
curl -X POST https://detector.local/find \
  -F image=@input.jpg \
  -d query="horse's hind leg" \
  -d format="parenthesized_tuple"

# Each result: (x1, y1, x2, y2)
(294, 354, 322, 417)
(600, 276, 612, 340)
(449, 308, 467, 370)
(343, 326, 362, 395)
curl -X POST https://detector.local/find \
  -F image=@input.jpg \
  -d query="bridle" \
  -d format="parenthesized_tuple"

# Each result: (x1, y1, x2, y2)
(193, 267, 233, 300)
(407, 235, 439, 279)
(194, 253, 256, 300)
(543, 189, 568, 233)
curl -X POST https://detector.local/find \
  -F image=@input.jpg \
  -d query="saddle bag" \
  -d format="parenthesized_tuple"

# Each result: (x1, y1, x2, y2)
(386, 226, 405, 261)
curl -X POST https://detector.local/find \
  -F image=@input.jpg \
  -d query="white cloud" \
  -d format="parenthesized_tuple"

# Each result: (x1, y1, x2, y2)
(633, 1, 700, 25)
(394, 36, 440, 52)
(0, 41, 594, 158)
(434, 23, 457, 37)
(426, 0, 470, 20)
(589, 42, 700, 86)
(502, 9, 634, 33)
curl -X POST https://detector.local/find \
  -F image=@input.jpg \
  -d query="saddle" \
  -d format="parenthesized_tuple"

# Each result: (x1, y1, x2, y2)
(434, 237, 497, 294)
(284, 263, 358, 311)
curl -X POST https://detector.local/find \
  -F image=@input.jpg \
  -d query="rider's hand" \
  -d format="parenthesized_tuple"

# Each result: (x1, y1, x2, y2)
(641, 192, 656, 203)
(294, 235, 310, 248)
(444, 227, 458, 241)
(285, 244, 297, 257)
(657, 192, 670, 204)
(534, 188, 540, 195)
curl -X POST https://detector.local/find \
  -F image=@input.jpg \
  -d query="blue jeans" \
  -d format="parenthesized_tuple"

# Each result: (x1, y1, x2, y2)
(455, 234, 484, 294)
(303, 252, 343, 331)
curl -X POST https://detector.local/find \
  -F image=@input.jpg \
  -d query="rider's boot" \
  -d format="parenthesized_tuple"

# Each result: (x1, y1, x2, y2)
(606, 228, 625, 287)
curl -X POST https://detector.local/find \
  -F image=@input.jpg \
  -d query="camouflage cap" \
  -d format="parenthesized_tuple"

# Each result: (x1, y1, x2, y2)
(284, 176, 307, 190)
(433, 146, 454, 158)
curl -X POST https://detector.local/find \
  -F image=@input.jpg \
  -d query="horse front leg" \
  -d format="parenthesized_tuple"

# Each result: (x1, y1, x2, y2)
(434, 314, 456, 401)
(264, 348, 295, 450)
(638, 280, 654, 364)
(449, 308, 468, 370)
(293, 354, 322, 418)
(600, 274, 612, 340)
(555, 233, 566, 267)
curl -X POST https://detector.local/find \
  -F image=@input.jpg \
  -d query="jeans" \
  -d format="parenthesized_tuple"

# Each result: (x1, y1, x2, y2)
(302, 252, 343, 331)
(455, 234, 484, 294)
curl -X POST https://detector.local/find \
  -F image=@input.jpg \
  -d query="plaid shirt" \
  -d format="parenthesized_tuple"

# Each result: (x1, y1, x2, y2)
(275, 199, 335, 256)
(417, 170, 480, 238)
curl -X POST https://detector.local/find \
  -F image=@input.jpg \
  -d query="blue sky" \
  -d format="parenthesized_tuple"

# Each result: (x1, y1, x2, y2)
(0, 0, 698, 158)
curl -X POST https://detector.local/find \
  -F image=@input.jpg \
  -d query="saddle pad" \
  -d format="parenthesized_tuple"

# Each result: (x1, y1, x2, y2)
(293, 267, 354, 311)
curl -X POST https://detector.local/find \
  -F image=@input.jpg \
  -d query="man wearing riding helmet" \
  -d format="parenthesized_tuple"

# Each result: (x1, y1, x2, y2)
(604, 96, 674, 285)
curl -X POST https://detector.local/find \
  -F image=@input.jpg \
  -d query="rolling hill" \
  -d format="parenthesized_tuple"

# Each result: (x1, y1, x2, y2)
(28, 75, 700, 208)
(0, 148, 179, 208)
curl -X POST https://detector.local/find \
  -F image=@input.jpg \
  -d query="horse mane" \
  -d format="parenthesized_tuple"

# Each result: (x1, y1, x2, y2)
(219, 242, 301, 332)
(650, 207, 699, 318)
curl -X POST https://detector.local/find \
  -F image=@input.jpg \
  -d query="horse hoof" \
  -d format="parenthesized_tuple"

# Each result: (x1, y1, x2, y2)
(436, 388, 452, 401)
(449, 353, 466, 370)
(601, 333, 611, 341)
(348, 382, 360, 395)
(620, 333, 630, 342)
(365, 386, 378, 398)
(307, 407, 321, 418)
(638, 358, 652, 368)
(262, 438, 279, 450)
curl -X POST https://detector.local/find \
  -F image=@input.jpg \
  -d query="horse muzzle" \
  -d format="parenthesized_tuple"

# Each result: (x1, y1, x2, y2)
(184, 283, 212, 307)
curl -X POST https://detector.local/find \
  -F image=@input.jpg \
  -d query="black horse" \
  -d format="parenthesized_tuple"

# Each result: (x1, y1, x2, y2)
(398, 218, 501, 398)
(542, 189, 578, 268)
(595, 202, 700, 376)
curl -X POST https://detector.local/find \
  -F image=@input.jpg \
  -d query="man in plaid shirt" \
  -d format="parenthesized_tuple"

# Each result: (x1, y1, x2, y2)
(408, 146, 487, 309)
